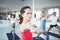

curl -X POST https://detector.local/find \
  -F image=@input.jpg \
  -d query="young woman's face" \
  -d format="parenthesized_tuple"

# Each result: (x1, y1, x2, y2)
(22, 8, 32, 21)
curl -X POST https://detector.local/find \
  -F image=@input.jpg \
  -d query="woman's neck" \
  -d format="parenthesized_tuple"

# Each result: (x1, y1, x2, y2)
(22, 19, 30, 24)
(41, 16, 45, 18)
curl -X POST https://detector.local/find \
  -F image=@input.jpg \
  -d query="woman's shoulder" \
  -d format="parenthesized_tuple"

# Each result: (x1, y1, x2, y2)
(18, 23, 22, 28)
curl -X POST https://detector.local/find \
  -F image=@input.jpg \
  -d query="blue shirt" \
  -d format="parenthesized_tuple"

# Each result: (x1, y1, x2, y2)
(40, 19, 46, 30)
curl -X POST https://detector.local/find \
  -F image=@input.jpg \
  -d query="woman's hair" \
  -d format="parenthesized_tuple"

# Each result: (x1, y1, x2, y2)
(42, 11, 45, 13)
(53, 12, 56, 14)
(19, 6, 31, 24)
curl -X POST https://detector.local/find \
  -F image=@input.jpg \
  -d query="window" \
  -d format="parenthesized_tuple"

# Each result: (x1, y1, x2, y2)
(48, 8, 59, 16)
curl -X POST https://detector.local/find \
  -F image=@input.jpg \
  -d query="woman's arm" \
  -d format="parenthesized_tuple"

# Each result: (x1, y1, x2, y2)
(30, 27, 47, 34)
(45, 14, 53, 19)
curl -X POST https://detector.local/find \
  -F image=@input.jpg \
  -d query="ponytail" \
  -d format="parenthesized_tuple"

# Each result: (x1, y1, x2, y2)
(19, 14, 23, 24)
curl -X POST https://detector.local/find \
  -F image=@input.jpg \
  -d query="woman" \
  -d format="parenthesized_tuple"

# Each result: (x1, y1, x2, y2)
(48, 12, 60, 35)
(19, 6, 47, 40)
(37, 11, 52, 40)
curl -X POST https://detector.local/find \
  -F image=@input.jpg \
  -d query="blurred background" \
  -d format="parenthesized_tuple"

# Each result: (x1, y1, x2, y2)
(0, 0, 60, 40)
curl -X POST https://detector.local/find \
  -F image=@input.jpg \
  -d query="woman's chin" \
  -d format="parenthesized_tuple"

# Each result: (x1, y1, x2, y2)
(27, 19, 31, 22)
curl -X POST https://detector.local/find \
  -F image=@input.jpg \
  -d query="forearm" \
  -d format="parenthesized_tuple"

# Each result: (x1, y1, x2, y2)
(46, 14, 51, 18)
(46, 14, 53, 19)
(30, 28, 46, 34)
(36, 29, 46, 34)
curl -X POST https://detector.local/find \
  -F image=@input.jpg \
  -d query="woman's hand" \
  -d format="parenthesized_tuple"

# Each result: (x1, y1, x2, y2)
(37, 30, 49, 34)
(44, 30, 49, 34)
(30, 27, 49, 34)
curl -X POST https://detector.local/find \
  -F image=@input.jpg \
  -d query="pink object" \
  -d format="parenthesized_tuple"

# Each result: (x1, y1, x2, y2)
(20, 29, 32, 40)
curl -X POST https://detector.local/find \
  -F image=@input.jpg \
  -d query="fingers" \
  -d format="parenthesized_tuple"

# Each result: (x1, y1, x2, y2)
(37, 30, 45, 34)
(38, 30, 48, 34)
(40, 30, 45, 34)
(44, 30, 48, 34)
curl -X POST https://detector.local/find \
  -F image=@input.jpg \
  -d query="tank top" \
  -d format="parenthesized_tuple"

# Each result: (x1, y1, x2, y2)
(20, 29, 32, 40)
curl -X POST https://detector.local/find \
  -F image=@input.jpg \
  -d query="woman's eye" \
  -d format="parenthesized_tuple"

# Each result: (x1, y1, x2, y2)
(27, 13, 32, 15)
(27, 13, 29, 14)
(30, 13, 32, 14)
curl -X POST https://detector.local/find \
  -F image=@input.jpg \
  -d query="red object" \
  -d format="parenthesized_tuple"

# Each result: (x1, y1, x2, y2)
(20, 29, 32, 40)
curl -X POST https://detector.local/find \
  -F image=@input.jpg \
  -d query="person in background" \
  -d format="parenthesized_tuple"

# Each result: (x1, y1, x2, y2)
(10, 14, 16, 24)
(48, 12, 60, 35)
(37, 11, 53, 40)
(18, 6, 48, 40)
(7, 13, 10, 20)
(0, 14, 3, 20)
(10, 14, 16, 33)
